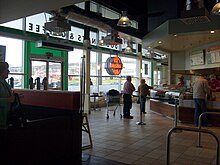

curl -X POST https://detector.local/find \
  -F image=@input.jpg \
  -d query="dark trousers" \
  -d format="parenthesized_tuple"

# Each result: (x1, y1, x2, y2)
(194, 98, 208, 127)
(123, 94, 132, 117)
(140, 96, 146, 113)
(0, 129, 7, 164)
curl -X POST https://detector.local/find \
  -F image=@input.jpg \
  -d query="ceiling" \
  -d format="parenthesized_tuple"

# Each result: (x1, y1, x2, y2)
(1, 0, 220, 52)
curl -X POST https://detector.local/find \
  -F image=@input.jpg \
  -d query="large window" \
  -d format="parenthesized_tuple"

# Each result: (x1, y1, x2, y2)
(0, 37, 24, 88)
(68, 48, 83, 91)
(0, 19, 23, 30)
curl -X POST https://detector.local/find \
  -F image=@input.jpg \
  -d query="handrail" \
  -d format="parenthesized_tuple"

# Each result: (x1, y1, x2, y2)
(198, 111, 220, 147)
(166, 126, 219, 165)
(174, 98, 179, 128)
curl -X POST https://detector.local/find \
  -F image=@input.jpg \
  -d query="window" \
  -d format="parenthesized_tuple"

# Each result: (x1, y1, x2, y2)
(68, 49, 83, 91)
(0, 19, 23, 30)
(0, 37, 24, 88)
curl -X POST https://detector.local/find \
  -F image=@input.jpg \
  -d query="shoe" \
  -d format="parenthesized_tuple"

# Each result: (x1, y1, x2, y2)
(126, 115, 134, 119)
(142, 112, 147, 114)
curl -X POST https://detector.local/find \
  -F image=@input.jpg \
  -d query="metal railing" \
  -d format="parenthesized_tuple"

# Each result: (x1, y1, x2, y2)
(197, 111, 220, 147)
(166, 126, 219, 165)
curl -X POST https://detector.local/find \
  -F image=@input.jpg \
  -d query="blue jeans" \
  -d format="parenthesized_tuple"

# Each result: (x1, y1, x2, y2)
(140, 96, 146, 113)
(194, 98, 208, 127)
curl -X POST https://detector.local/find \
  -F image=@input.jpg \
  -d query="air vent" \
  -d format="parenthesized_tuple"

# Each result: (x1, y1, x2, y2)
(180, 8, 210, 24)
(36, 40, 74, 51)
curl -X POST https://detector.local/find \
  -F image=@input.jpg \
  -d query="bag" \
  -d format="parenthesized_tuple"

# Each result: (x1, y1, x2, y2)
(7, 93, 27, 128)
(137, 97, 140, 104)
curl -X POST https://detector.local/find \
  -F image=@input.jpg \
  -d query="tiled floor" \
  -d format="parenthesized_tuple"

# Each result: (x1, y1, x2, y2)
(82, 101, 220, 165)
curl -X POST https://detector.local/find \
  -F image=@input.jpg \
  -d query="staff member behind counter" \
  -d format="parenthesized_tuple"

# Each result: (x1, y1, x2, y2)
(208, 74, 220, 91)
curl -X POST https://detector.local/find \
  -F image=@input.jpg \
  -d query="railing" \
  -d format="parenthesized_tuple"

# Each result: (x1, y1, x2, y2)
(197, 111, 220, 147)
(166, 126, 219, 165)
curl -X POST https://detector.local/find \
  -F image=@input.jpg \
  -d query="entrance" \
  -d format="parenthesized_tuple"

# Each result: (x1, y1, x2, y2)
(30, 56, 63, 90)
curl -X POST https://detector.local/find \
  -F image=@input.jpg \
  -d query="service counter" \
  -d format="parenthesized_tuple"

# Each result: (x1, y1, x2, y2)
(179, 99, 220, 126)
(7, 89, 82, 164)
(150, 99, 176, 119)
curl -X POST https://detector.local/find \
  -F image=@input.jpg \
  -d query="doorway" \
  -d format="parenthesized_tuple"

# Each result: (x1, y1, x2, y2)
(30, 56, 63, 90)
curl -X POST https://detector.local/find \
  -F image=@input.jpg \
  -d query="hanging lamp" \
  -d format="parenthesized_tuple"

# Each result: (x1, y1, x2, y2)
(211, 0, 220, 16)
(117, 11, 132, 27)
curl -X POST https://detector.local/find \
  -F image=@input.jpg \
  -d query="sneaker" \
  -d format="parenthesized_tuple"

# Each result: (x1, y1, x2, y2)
(142, 112, 147, 114)
(126, 115, 134, 119)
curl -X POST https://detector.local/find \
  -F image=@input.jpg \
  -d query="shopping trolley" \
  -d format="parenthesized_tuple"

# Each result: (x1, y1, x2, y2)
(105, 89, 122, 119)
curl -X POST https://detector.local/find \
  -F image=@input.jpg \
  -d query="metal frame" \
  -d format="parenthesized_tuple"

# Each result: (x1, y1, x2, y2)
(166, 126, 219, 165)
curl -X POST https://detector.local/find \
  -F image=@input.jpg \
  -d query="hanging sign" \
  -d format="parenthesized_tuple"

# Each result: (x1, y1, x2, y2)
(105, 56, 123, 75)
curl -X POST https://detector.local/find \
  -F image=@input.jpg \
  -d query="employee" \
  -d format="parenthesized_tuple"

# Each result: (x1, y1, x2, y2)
(208, 74, 220, 91)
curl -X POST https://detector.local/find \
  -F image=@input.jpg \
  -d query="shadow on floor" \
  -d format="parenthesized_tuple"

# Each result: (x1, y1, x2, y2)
(82, 153, 130, 165)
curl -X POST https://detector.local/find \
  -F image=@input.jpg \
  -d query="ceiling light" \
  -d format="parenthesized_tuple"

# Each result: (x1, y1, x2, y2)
(44, 14, 71, 36)
(211, 1, 220, 16)
(210, 30, 215, 34)
(117, 11, 132, 27)
(123, 41, 135, 54)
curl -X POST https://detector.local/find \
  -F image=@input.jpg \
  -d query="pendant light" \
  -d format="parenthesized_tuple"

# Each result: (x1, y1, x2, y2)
(117, 11, 132, 27)
(212, 0, 220, 16)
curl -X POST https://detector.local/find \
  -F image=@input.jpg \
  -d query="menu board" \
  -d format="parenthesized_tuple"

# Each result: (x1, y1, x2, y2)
(190, 51, 204, 66)
(206, 46, 220, 64)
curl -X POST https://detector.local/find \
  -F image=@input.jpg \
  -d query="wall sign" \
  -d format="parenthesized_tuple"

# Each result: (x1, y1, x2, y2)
(105, 56, 123, 75)
(190, 50, 204, 66)
(207, 46, 220, 64)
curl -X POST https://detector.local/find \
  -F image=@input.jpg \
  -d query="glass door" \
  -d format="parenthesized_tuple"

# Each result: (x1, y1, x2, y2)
(30, 57, 63, 90)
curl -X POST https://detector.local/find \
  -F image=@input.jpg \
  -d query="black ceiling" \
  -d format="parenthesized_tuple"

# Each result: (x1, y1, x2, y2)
(91, 0, 217, 39)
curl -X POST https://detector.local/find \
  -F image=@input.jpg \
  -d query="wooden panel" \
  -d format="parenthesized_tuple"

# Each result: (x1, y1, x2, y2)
(179, 106, 220, 126)
(13, 89, 80, 110)
(150, 99, 175, 118)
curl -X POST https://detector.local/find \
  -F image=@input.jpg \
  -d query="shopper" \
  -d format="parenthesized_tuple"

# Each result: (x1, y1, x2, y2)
(0, 62, 15, 163)
(0, 62, 15, 129)
(138, 79, 153, 114)
(123, 76, 135, 119)
(192, 74, 210, 127)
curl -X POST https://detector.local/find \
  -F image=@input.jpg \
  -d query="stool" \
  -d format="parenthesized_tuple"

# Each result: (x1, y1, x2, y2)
(82, 113, 93, 150)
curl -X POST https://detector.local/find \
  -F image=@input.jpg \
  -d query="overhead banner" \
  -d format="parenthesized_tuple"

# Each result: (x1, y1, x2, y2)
(0, 45, 6, 62)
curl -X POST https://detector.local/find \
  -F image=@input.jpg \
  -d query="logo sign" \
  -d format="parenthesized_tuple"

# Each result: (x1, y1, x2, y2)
(105, 56, 123, 75)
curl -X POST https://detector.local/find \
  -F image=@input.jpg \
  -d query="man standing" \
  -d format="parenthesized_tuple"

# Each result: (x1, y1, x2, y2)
(193, 74, 210, 126)
(123, 76, 135, 119)
(138, 79, 153, 114)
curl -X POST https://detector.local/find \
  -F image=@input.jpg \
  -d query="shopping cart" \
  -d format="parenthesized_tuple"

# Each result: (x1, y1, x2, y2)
(105, 89, 122, 119)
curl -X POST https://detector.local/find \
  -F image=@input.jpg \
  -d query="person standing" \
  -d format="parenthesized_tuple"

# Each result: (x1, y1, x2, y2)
(192, 74, 210, 127)
(138, 79, 153, 114)
(208, 74, 220, 91)
(0, 62, 15, 163)
(123, 76, 135, 119)
(0, 62, 15, 129)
